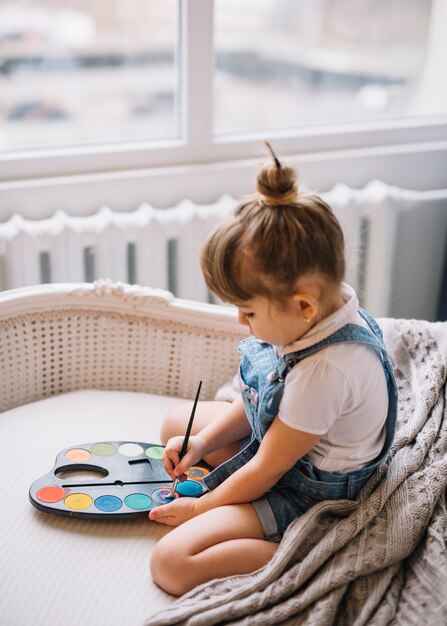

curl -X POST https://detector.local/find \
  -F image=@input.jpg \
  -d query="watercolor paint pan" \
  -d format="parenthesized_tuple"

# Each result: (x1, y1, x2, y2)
(29, 441, 210, 520)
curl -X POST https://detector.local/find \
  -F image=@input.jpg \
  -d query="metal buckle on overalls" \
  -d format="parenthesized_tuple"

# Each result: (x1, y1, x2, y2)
(266, 371, 283, 383)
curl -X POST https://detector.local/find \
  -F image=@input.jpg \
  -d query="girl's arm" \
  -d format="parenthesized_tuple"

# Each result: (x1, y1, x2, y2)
(194, 417, 320, 516)
(150, 416, 320, 526)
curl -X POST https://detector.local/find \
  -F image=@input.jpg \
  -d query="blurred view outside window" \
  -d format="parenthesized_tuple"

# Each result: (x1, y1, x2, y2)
(214, 0, 439, 133)
(0, 0, 444, 153)
(0, 0, 178, 151)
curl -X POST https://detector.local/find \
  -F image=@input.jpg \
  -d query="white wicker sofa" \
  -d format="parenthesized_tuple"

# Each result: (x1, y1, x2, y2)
(0, 281, 245, 626)
(1, 281, 446, 626)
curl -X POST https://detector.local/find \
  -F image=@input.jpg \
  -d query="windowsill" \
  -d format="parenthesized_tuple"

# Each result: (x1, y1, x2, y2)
(0, 137, 446, 223)
(1, 115, 446, 183)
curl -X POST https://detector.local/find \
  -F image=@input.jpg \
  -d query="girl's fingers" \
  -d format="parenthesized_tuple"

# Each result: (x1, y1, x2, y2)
(174, 449, 196, 477)
(171, 435, 205, 476)
(162, 456, 175, 479)
(161, 448, 176, 477)
(162, 436, 185, 478)
(162, 433, 204, 479)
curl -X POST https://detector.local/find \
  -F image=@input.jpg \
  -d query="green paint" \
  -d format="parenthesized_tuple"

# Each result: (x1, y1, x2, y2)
(125, 493, 152, 510)
(145, 445, 164, 460)
(91, 442, 116, 457)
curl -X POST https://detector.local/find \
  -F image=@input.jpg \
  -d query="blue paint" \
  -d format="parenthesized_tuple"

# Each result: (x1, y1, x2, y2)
(177, 480, 203, 496)
(94, 495, 123, 512)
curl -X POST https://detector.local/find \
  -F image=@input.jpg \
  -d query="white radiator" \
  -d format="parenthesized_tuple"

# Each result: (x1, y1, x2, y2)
(0, 181, 446, 319)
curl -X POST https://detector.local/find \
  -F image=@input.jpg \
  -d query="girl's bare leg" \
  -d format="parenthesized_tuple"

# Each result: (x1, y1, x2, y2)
(160, 400, 241, 468)
(150, 503, 278, 596)
(152, 401, 276, 596)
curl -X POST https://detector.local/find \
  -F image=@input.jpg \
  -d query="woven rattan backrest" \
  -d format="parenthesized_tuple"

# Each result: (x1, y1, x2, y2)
(0, 281, 245, 412)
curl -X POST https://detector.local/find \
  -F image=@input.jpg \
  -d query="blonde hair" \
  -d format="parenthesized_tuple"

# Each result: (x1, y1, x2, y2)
(200, 142, 345, 303)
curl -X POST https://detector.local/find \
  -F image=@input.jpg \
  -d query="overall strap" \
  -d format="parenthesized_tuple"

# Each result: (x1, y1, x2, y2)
(278, 310, 393, 384)
(357, 306, 384, 339)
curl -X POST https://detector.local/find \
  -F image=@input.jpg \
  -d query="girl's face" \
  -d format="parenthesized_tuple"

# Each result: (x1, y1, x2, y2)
(236, 296, 311, 347)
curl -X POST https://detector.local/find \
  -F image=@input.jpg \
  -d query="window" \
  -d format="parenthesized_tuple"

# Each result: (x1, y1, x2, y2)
(0, 0, 446, 186)
(214, 0, 436, 133)
(0, 0, 178, 151)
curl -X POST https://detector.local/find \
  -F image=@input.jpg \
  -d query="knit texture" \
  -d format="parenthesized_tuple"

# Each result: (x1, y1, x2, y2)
(145, 318, 447, 626)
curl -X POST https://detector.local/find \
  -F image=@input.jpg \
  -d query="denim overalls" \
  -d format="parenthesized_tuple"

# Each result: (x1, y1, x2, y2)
(202, 308, 398, 542)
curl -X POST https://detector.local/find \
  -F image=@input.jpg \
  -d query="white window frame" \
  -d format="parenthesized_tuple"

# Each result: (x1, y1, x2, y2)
(1, 0, 447, 220)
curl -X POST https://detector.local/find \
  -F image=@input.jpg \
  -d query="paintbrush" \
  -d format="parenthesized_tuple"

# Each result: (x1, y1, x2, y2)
(168, 380, 202, 498)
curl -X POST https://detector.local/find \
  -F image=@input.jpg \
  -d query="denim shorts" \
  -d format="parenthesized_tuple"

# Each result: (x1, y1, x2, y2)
(251, 491, 307, 543)
(203, 438, 376, 543)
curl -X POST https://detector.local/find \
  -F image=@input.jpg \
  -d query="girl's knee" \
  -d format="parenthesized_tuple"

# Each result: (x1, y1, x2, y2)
(159, 403, 191, 444)
(160, 400, 230, 445)
(150, 536, 191, 597)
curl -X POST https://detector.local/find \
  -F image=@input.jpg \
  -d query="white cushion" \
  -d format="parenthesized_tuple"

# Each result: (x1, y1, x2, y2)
(0, 390, 185, 625)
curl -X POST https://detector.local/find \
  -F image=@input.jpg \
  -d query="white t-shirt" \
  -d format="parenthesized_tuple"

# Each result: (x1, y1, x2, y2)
(277, 283, 388, 473)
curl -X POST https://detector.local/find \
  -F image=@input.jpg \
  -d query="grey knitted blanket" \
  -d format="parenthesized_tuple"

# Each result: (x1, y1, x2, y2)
(145, 318, 447, 626)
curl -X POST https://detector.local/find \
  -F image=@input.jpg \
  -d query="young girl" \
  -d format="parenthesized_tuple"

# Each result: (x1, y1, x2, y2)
(149, 143, 398, 597)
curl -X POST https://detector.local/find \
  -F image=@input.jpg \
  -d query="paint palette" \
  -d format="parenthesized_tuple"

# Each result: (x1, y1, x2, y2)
(29, 441, 210, 519)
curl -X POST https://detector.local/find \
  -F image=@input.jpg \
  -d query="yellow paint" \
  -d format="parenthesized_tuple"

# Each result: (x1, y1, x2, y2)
(65, 493, 93, 510)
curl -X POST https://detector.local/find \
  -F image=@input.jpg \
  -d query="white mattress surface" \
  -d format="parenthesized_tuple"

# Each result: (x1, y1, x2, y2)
(0, 390, 187, 626)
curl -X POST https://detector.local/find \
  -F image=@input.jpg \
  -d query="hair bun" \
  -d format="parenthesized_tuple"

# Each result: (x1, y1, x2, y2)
(257, 141, 299, 206)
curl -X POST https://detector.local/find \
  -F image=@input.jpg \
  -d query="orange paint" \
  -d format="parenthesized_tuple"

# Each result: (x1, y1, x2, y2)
(65, 448, 91, 463)
(187, 466, 210, 481)
(36, 486, 66, 503)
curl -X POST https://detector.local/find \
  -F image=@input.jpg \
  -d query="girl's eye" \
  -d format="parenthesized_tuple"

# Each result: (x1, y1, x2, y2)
(244, 312, 254, 319)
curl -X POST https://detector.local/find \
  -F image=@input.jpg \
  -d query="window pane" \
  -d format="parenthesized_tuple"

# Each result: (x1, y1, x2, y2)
(214, 0, 439, 134)
(0, 0, 178, 151)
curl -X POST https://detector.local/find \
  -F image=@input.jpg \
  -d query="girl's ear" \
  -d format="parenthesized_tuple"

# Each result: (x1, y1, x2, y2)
(292, 293, 318, 322)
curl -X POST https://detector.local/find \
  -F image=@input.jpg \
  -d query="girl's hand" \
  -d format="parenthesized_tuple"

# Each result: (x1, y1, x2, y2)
(162, 434, 206, 481)
(149, 497, 197, 526)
